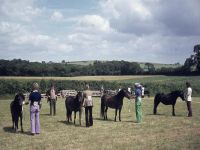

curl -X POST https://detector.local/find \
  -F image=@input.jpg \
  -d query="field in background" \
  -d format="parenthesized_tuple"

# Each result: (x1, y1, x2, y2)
(1, 75, 200, 97)
(0, 75, 198, 82)
(0, 75, 158, 81)
(0, 97, 199, 149)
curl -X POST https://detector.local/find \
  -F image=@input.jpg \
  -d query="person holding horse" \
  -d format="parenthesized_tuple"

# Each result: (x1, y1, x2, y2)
(47, 83, 57, 116)
(185, 82, 192, 117)
(83, 84, 93, 127)
(28, 82, 42, 135)
(134, 83, 142, 123)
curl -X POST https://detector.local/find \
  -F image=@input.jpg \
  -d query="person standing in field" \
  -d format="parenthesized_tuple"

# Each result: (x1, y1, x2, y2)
(134, 83, 142, 123)
(185, 82, 192, 117)
(47, 84, 57, 116)
(29, 82, 41, 135)
(83, 84, 93, 127)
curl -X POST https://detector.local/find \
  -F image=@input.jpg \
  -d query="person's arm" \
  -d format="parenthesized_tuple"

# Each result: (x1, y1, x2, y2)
(39, 93, 42, 109)
(82, 92, 86, 107)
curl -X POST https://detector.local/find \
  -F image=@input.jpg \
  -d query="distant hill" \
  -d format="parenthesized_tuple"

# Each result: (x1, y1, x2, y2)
(67, 60, 182, 69)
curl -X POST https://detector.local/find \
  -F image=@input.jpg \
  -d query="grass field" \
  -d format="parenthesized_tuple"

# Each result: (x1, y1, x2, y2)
(0, 97, 199, 150)
(0, 75, 199, 82)
(0, 75, 158, 81)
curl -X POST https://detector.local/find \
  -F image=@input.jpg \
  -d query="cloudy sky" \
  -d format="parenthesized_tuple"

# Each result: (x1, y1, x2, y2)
(0, 0, 199, 64)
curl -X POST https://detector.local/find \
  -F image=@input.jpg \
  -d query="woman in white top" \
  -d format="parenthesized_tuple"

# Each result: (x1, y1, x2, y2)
(185, 82, 192, 117)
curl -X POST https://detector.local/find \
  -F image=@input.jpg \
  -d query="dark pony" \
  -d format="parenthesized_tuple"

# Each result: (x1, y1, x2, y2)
(65, 92, 84, 125)
(10, 93, 25, 132)
(153, 90, 185, 116)
(101, 89, 131, 121)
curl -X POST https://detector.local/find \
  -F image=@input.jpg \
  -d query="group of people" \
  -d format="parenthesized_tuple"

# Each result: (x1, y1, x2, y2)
(27, 81, 193, 135)
(27, 82, 94, 135)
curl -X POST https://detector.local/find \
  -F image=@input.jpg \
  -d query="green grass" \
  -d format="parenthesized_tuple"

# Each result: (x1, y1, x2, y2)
(0, 75, 158, 81)
(0, 97, 199, 150)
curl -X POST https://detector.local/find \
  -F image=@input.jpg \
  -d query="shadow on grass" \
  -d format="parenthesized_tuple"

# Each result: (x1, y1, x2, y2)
(146, 113, 165, 116)
(146, 113, 184, 117)
(3, 127, 32, 135)
(93, 117, 113, 122)
(40, 113, 51, 116)
(57, 120, 85, 128)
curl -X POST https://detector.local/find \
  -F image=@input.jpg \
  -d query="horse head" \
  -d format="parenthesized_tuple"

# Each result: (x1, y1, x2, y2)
(14, 93, 25, 106)
(76, 91, 84, 104)
(118, 89, 131, 99)
(178, 90, 185, 101)
(172, 90, 185, 101)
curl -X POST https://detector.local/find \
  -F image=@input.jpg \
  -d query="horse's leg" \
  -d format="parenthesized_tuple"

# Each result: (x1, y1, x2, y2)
(74, 111, 76, 124)
(14, 117, 19, 132)
(79, 109, 82, 125)
(20, 113, 24, 132)
(105, 107, 108, 120)
(67, 110, 69, 122)
(12, 114, 15, 129)
(119, 108, 122, 121)
(114, 109, 117, 122)
(70, 111, 72, 121)
(153, 101, 160, 115)
(172, 105, 175, 116)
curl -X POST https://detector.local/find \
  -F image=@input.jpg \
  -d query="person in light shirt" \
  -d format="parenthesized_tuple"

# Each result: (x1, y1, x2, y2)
(47, 84, 57, 116)
(185, 82, 192, 117)
(83, 84, 93, 127)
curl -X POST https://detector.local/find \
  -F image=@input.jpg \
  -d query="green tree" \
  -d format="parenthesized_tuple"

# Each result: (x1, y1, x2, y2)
(144, 63, 155, 74)
(194, 44, 200, 72)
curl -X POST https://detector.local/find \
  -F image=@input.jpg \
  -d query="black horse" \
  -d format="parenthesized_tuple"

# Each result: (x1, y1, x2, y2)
(10, 93, 25, 132)
(101, 89, 131, 121)
(153, 90, 185, 116)
(65, 92, 84, 125)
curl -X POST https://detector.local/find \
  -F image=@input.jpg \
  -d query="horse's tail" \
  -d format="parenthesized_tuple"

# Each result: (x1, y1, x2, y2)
(100, 95, 105, 118)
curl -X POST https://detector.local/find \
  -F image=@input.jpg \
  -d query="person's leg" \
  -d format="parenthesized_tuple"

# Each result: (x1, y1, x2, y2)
(30, 106, 36, 134)
(135, 99, 142, 123)
(89, 106, 93, 126)
(50, 99, 53, 115)
(85, 107, 89, 127)
(35, 106, 40, 134)
(53, 100, 56, 116)
(137, 101, 142, 123)
(187, 101, 192, 117)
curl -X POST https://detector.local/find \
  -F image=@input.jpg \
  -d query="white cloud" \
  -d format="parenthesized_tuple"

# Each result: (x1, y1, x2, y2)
(0, 0, 41, 22)
(78, 15, 112, 32)
(0, 0, 199, 63)
(50, 11, 64, 22)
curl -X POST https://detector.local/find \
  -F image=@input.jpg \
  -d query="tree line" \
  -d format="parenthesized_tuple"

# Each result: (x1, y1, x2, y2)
(0, 44, 199, 76)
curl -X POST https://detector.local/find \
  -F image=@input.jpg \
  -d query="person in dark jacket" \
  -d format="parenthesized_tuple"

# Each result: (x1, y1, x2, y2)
(29, 82, 41, 135)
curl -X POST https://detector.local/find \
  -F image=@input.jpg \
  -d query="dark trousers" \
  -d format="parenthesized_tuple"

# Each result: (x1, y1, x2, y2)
(186, 101, 192, 117)
(85, 106, 93, 127)
(50, 99, 56, 116)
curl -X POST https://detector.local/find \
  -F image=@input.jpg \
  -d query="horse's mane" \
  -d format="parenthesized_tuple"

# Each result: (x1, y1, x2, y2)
(14, 93, 25, 101)
(170, 90, 182, 95)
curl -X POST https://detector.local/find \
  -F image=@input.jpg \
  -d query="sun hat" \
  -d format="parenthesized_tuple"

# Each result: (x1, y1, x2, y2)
(134, 83, 141, 87)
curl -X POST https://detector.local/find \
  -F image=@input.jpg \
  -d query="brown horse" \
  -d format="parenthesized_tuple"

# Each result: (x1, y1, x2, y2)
(101, 89, 131, 121)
